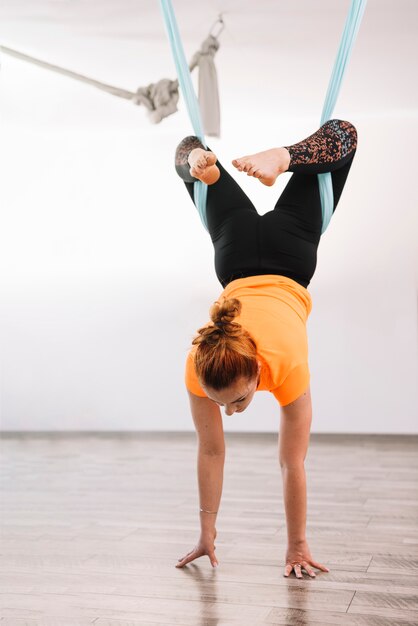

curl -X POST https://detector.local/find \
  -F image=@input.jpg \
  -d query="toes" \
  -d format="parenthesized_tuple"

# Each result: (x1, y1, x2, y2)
(232, 157, 260, 175)
(191, 160, 207, 175)
(232, 157, 250, 170)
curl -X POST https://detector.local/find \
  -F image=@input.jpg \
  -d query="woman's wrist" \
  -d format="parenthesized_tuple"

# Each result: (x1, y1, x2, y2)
(200, 525, 217, 540)
(200, 511, 217, 535)
(287, 536, 307, 546)
(281, 464, 307, 545)
(197, 452, 224, 535)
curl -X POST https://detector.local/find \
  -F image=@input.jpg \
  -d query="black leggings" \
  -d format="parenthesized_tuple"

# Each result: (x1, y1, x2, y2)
(176, 119, 358, 289)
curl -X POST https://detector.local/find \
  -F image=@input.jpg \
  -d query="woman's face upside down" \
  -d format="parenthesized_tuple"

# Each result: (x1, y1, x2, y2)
(203, 365, 261, 416)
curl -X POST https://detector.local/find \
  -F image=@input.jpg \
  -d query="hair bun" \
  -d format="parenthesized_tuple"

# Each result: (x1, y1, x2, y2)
(208, 297, 242, 337)
(210, 297, 241, 324)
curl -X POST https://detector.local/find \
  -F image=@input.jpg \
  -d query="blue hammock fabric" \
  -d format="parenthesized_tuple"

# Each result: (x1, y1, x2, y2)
(160, 0, 367, 234)
(319, 0, 367, 233)
(159, 0, 208, 230)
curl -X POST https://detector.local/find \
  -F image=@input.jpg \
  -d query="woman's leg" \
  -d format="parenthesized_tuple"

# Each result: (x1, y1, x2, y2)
(277, 119, 358, 221)
(175, 136, 261, 286)
(259, 119, 358, 288)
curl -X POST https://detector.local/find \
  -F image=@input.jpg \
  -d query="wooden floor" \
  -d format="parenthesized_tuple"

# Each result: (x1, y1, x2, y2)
(1, 432, 418, 626)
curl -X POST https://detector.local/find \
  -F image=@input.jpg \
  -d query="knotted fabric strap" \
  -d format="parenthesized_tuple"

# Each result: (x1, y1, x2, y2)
(318, 0, 367, 233)
(133, 78, 180, 124)
(133, 34, 220, 132)
(190, 35, 221, 138)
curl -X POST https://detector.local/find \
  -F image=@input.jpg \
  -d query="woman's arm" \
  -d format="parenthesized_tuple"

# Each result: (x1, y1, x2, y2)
(175, 391, 225, 568)
(188, 391, 225, 536)
(278, 385, 312, 543)
(278, 385, 329, 578)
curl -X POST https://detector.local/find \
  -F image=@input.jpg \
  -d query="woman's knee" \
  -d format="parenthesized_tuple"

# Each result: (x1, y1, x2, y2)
(175, 136, 205, 166)
(329, 119, 358, 153)
(174, 136, 206, 183)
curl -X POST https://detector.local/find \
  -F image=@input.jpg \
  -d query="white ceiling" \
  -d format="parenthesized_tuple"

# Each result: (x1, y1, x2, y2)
(0, 0, 417, 131)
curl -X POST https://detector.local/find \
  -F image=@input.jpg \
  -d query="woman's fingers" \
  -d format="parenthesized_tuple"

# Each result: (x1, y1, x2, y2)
(283, 563, 293, 577)
(284, 563, 303, 578)
(284, 561, 321, 578)
(284, 563, 306, 578)
(175, 531, 219, 569)
(284, 540, 330, 578)
(175, 550, 199, 568)
(208, 549, 219, 568)
(175, 545, 219, 569)
(294, 563, 303, 579)
(309, 559, 330, 572)
(301, 561, 316, 577)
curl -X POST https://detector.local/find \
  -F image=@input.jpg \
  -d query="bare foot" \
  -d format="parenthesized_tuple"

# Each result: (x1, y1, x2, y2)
(188, 148, 220, 185)
(232, 147, 290, 186)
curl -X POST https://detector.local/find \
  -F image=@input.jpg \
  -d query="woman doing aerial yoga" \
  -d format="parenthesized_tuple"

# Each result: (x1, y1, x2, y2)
(174, 118, 358, 578)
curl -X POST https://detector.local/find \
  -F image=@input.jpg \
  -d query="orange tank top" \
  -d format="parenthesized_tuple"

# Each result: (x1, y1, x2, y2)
(185, 274, 313, 406)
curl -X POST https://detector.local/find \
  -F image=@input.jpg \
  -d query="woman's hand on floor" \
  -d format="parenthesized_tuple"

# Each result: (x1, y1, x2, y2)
(284, 539, 330, 578)
(175, 528, 218, 568)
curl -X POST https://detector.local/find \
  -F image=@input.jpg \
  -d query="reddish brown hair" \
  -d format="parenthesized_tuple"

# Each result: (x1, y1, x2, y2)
(192, 297, 258, 391)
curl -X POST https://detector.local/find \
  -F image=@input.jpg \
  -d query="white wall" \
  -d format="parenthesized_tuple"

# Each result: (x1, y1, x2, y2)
(1, 1, 417, 432)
